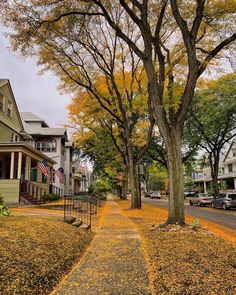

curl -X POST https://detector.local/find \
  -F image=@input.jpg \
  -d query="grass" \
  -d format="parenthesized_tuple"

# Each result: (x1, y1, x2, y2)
(118, 200, 236, 295)
(0, 201, 98, 295)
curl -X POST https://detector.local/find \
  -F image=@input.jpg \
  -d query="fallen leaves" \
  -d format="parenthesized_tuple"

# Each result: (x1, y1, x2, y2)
(0, 216, 93, 295)
(118, 200, 236, 295)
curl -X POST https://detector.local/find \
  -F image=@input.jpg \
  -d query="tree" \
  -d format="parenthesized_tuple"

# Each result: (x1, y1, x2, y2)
(2, 1, 236, 223)
(67, 87, 153, 203)
(67, 93, 127, 198)
(187, 73, 236, 196)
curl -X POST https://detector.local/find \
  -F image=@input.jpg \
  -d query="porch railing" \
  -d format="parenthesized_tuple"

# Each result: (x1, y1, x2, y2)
(20, 180, 46, 205)
(49, 184, 63, 197)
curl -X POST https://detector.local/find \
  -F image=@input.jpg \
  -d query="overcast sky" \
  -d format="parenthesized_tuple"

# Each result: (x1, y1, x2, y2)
(0, 26, 72, 132)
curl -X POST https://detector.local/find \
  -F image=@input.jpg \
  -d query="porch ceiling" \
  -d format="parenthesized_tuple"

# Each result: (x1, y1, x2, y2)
(0, 142, 56, 166)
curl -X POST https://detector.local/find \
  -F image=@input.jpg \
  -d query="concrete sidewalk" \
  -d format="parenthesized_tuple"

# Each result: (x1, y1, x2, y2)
(54, 195, 151, 295)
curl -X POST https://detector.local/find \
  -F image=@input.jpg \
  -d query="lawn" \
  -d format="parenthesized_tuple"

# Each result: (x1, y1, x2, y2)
(119, 200, 236, 295)
(0, 215, 93, 295)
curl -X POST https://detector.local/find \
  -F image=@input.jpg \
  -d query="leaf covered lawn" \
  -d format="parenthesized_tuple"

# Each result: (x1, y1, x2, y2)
(0, 216, 93, 295)
(119, 201, 236, 295)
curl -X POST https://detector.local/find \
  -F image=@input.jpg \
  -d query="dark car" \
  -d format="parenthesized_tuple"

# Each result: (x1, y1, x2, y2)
(189, 193, 213, 206)
(211, 193, 236, 210)
(144, 191, 152, 198)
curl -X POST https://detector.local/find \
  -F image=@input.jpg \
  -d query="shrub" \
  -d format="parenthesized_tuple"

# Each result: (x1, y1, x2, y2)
(45, 194, 60, 202)
(0, 195, 10, 217)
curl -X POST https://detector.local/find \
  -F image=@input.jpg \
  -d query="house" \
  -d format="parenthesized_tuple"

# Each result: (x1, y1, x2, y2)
(193, 141, 236, 193)
(73, 161, 91, 194)
(20, 112, 74, 196)
(0, 79, 56, 206)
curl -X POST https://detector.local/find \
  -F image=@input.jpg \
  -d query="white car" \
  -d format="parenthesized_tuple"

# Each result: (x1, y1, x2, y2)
(149, 191, 161, 199)
(189, 193, 213, 206)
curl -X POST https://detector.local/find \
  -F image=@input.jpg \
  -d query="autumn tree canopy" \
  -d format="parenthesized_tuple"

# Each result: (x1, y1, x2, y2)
(1, 0, 236, 224)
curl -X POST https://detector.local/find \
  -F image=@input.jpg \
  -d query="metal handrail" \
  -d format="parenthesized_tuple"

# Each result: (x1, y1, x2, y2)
(64, 194, 97, 230)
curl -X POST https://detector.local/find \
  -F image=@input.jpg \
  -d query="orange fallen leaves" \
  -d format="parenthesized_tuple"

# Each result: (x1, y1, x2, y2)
(118, 199, 236, 295)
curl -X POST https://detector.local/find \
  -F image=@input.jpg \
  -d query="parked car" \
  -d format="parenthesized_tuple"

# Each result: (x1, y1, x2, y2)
(144, 191, 152, 198)
(149, 191, 161, 199)
(189, 193, 213, 206)
(211, 193, 236, 210)
(184, 191, 196, 198)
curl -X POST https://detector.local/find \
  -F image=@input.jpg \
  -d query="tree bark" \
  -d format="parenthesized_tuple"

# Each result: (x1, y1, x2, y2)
(116, 184, 122, 198)
(121, 165, 128, 200)
(209, 151, 220, 197)
(165, 129, 185, 225)
(127, 143, 139, 209)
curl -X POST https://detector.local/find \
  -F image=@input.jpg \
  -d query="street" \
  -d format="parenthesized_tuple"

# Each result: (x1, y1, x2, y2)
(143, 198, 236, 230)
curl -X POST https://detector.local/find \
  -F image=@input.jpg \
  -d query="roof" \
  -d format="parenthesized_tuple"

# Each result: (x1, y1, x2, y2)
(23, 121, 68, 139)
(0, 79, 8, 85)
(0, 141, 56, 164)
(20, 112, 49, 127)
(65, 141, 74, 148)
(0, 79, 25, 133)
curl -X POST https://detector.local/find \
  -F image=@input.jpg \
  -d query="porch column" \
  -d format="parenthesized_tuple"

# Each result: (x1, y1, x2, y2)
(37, 162, 42, 182)
(47, 166, 51, 184)
(17, 152, 22, 179)
(25, 156, 31, 181)
(203, 181, 207, 193)
(10, 152, 15, 179)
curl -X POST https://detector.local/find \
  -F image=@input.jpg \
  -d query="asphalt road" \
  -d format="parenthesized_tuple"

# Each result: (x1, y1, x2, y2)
(142, 198, 236, 230)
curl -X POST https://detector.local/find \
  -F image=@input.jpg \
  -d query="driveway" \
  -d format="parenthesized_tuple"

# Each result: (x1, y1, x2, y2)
(142, 198, 236, 230)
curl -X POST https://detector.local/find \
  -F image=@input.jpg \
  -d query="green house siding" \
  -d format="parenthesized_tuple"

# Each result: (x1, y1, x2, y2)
(0, 179, 20, 205)
(0, 122, 20, 141)
(0, 83, 22, 134)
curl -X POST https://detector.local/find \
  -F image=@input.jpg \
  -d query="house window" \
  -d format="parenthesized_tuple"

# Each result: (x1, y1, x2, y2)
(11, 133, 20, 142)
(7, 101, 12, 117)
(233, 149, 236, 157)
(0, 93, 5, 112)
(35, 138, 56, 152)
(52, 169, 55, 183)
(228, 163, 233, 173)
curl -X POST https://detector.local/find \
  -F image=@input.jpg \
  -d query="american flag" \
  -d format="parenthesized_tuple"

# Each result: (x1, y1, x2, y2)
(38, 160, 48, 177)
(56, 167, 64, 183)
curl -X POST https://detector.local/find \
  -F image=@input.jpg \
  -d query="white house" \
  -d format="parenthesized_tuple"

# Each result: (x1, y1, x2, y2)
(193, 141, 236, 193)
(20, 112, 74, 196)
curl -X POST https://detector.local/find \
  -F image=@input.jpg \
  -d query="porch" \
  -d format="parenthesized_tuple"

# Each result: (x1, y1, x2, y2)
(0, 142, 56, 206)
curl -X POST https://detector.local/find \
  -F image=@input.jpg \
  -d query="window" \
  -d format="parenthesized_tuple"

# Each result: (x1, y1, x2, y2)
(228, 163, 233, 172)
(7, 100, 12, 117)
(35, 138, 56, 152)
(11, 133, 20, 142)
(0, 93, 4, 112)
(233, 149, 236, 157)
(52, 169, 55, 183)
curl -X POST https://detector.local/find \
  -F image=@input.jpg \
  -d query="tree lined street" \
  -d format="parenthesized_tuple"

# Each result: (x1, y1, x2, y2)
(143, 198, 236, 230)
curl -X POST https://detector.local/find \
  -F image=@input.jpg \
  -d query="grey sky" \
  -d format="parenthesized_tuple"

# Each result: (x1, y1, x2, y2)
(0, 26, 72, 132)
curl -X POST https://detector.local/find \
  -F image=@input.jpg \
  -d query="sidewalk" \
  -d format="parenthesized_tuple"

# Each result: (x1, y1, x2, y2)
(54, 195, 151, 295)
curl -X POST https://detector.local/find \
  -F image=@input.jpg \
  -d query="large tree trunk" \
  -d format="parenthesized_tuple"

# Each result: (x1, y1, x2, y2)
(165, 129, 185, 225)
(121, 166, 128, 200)
(116, 184, 122, 198)
(127, 144, 139, 209)
(209, 151, 220, 197)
